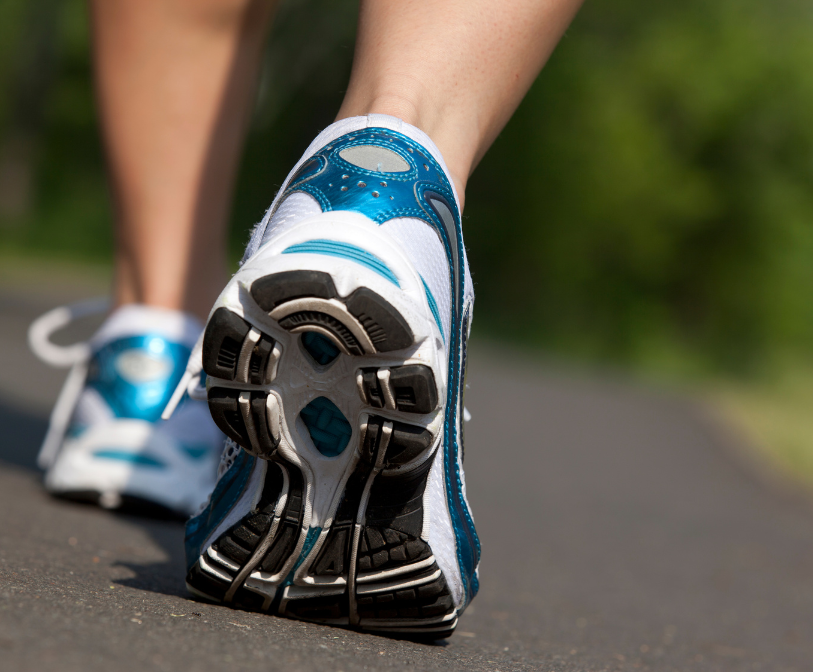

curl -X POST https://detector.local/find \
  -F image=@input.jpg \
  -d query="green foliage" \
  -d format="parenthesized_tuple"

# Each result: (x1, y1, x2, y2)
(2, 0, 813, 375)
(466, 0, 813, 373)
(0, 0, 111, 258)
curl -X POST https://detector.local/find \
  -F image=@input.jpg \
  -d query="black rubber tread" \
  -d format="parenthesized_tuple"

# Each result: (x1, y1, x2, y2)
(312, 525, 352, 576)
(345, 287, 414, 352)
(249, 393, 279, 457)
(249, 337, 274, 385)
(259, 466, 305, 575)
(207, 388, 250, 447)
(360, 416, 387, 465)
(389, 366, 438, 413)
(361, 370, 384, 408)
(187, 562, 230, 601)
(278, 311, 364, 355)
(356, 567, 453, 621)
(286, 594, 347, 621)
(207, 388, 278, 458)
(312, 447, 378, 578)
(202, 308, 250, 380)
(186, 461, 296, 604)
(230, 586, 268, 611)
(363, 416, 434, 469)
(208, 463, 286, 569)
(359, 365, 438, 414)
(250, 270, 337, 312)
(356, 529, 431, 572)
(186, 448, 456, 637)
(365, 456, 433, 537)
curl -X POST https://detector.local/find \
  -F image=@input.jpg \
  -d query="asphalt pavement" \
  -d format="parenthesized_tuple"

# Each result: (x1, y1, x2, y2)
(1, 267, 812, 672)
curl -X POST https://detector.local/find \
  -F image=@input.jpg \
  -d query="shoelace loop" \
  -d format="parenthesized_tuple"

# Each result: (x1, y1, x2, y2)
(28, 297, 111, 368)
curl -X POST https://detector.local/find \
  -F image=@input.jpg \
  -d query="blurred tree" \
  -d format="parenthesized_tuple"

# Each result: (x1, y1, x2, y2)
(0, 0, 60, 219)
(465, 0, 813, 373)
(3, 0, 813, 375)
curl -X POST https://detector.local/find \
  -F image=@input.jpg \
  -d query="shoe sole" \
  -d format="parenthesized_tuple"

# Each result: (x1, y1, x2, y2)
(186, 266, 458, 639)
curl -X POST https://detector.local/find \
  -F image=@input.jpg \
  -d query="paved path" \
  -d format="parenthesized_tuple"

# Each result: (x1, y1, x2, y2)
(1, 274, 812, 671)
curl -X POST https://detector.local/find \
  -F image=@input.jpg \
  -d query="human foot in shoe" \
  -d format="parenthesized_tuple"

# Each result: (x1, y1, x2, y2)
(174, 115, 479, 638)
(31, 303, 223, 517)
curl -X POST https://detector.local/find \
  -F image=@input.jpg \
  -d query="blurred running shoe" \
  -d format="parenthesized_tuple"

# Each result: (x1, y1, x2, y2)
(174, 114, 480, 638)
(30, 302, 223, 517)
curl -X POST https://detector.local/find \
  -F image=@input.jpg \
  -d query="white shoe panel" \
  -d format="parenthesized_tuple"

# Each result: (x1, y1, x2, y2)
(90, 304, 203, 349)
(71, 386, 115, 428)
(424, 443, 464, 608)
(45, 397, 221, 515)
(259, 192, 323, 250)
(379, 216, 452, 345)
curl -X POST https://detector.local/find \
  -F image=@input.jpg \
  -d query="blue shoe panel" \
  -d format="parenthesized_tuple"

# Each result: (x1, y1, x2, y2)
(185, 448, 256, 572)
(92, 449, 166, 468)
(86, 335, 191, 423)
(301, 331, 340, 366)
(179, 444, 210, 461)
(300, 396, 352, 458)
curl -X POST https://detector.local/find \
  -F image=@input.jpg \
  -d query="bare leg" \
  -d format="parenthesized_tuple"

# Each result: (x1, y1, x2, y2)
(338, 0, 583, 205)
(91, 0, 277, 320)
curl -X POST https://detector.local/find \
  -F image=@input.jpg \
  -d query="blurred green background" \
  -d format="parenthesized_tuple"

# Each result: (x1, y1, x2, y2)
(2, 0, 813, 480)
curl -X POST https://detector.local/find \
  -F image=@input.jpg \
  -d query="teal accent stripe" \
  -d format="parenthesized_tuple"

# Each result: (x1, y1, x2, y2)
(282, 239, 400, 287)
(274, 526, 323, 600)
(294, 527, 322, 572)
(300, 396, 352, 457)
(180, 445, 208, 461)
(92, 450, 166, 468)
(421, 276, 444, 343)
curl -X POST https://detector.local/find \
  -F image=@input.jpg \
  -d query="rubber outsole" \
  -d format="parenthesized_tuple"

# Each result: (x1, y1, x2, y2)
(188, 270, 457, 639)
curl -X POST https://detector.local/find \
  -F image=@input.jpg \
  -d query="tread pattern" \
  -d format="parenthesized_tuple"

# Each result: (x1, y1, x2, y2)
(359, 365, 438, 414)
(249, 271, 413, 353)
(190, 270, 456, 639)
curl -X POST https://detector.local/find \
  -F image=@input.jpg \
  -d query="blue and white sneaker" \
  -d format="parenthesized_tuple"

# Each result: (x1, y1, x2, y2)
(30, 303, 223, 517)
(170, 114, 480, 638)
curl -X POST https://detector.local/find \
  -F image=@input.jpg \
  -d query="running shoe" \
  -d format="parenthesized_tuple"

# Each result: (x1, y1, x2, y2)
(30, 302, 223, 517)
(172, 114, 480, 638)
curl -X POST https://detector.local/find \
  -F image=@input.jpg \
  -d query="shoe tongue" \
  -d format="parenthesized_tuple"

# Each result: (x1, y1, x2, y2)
(90, 304, 203, 351)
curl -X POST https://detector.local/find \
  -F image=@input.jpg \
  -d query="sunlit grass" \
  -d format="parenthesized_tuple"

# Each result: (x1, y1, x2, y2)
(709, 362, 813, 488)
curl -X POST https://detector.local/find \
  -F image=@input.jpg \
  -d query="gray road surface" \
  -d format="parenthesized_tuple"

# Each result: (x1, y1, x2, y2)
(1, 271, 812, 671)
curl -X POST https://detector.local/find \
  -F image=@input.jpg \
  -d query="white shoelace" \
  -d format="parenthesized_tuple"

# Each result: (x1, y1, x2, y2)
(161, 331, 206, 421)
(28, 298, 110, 468)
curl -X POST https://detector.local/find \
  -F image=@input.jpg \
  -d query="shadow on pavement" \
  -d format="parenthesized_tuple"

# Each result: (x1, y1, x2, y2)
(0, 396, 46, 472)
(0, 395, 189, 597)
(111, 519, 188, 599)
